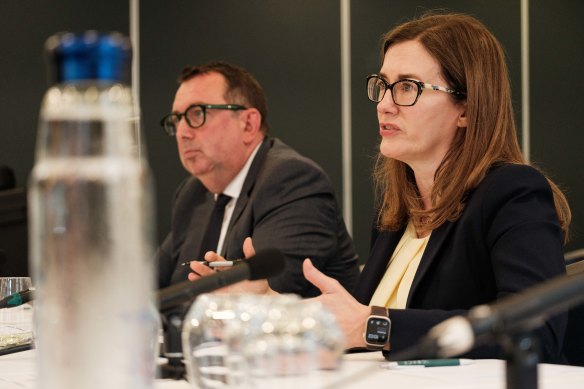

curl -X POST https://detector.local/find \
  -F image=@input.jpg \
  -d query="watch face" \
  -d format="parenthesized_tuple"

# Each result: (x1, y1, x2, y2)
(365, 317, 390, 345)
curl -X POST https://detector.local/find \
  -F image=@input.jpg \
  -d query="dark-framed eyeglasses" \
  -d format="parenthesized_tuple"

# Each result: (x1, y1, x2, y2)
(160, 103, 247, 136)
(366, 74, 465, 106)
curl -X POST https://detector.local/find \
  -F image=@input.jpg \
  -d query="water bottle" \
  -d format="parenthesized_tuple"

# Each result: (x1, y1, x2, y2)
(28, 31, 157, 389)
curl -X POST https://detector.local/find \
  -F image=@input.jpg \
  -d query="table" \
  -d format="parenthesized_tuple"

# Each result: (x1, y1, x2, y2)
(2, 349, 584, 388)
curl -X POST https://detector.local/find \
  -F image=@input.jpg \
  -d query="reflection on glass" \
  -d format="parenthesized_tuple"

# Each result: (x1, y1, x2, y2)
(182, 293, 344, 389)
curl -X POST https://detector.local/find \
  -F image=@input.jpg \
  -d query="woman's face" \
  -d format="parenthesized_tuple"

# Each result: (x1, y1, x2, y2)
(377, 40, 466, 174)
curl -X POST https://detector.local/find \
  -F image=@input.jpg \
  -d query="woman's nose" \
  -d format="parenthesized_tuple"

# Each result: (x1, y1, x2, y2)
(377, 89, 398, 114)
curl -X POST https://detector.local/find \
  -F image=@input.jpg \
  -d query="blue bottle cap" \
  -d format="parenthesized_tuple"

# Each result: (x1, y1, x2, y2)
(45, 31, 132, 85)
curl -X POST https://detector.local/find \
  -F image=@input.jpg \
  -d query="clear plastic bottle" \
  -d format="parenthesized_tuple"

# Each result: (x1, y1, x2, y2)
(28, 31, 157, 389)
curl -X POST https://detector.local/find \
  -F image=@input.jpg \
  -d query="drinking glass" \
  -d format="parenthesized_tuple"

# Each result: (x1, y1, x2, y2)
(0, 277, 34, 349)
(182, 293, 300, 388)
(182, 293, 344, 389)
(241, 298, 344, 388)
(0, 277, 32, 299)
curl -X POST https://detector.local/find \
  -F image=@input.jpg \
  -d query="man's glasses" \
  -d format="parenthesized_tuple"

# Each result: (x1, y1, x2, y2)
(160, 104, 247, 136)
(366, 74, 465, 106)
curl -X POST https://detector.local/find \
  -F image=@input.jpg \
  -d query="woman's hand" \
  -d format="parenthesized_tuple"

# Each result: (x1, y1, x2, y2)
(303, 258, 370, 349)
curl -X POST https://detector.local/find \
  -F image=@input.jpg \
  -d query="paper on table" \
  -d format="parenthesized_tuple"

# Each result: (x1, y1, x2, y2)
(0, 304, 33, 350)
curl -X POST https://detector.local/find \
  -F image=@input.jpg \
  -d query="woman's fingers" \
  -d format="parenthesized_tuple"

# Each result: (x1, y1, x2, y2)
(302, 258, 342, 295)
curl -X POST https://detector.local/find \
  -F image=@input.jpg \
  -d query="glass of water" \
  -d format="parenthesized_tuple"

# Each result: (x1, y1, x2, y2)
(182, 293, 344, 389)
(241, 298, 344, 388)
(182, 293, 300, 388)
(0, 277, 32, 300)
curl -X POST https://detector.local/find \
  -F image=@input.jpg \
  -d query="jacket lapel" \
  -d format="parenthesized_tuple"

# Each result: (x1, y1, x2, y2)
(354, 228, 404, 304)
(221, 137, 272, 254)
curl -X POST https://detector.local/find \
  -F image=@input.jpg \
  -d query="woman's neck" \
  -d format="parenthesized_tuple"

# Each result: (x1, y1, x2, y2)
(415, 174, 434, 211)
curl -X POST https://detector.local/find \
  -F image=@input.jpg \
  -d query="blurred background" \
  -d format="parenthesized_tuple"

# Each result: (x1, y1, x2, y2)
(1, 0, 582, 271)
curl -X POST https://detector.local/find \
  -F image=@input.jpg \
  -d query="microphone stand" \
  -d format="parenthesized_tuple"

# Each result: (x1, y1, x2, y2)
(500, 330, 540, 389)
(159, 305, 188, 380)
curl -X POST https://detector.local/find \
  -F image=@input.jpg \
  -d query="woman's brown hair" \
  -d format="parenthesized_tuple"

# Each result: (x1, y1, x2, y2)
(374, 12, 570, 242)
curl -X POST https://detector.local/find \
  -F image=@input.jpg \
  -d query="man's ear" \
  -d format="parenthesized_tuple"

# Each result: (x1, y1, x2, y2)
(241, 108, 262, 143)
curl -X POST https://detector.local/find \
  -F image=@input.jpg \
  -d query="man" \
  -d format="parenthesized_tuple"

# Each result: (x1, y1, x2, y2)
(156, 61, 359, 297)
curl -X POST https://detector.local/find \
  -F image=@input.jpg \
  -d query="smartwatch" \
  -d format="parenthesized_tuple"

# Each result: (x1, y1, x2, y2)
(364, 306, 391, 351)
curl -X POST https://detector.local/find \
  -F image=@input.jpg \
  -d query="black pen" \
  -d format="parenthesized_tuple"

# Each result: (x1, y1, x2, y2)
(180, 259, 244, 268)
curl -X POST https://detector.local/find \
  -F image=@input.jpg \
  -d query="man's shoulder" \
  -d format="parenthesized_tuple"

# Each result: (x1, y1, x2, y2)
(248, 137, 334, 196)
(264, 137, 325, 173)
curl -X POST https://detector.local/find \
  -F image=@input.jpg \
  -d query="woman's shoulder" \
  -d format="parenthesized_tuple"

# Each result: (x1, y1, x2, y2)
(471, 162, 554, 209)
(481, 162, 549, 190)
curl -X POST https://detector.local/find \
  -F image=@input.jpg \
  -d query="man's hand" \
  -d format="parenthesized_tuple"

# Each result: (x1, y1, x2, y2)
(187, 237, 272, 294)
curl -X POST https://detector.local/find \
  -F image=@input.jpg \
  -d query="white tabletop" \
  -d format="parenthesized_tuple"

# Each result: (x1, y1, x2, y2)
(2, 349, 584, 389)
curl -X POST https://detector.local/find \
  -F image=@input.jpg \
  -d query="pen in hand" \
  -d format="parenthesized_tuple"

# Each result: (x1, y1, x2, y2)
(180, 259, 244, 268)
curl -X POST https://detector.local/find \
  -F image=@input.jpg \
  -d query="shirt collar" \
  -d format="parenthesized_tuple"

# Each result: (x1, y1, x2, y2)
(220, 142, 262, 201)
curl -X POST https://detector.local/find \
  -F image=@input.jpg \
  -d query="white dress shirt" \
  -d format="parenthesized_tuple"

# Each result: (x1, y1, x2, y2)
(214, 142, 261, 255)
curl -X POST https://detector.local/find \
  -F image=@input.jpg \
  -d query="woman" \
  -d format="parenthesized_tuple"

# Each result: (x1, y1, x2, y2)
(302, 12, 570, 363)
(192, 12, 570, 363)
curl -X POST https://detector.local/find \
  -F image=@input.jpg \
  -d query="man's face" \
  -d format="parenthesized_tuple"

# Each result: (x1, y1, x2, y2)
(172, 72, 249, 184)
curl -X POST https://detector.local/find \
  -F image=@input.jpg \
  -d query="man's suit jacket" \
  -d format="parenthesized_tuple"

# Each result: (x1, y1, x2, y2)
(354, 163, 567, 363)
(157, 137, 360, 297)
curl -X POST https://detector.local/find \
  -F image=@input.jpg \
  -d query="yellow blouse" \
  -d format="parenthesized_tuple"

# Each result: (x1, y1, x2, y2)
(369, 221, 430, 309)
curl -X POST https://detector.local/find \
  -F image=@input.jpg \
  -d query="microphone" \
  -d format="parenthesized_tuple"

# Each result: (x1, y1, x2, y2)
(158, 248, 285, 312)
(0, 288, 34, 309)
(407, 271, 584, 359)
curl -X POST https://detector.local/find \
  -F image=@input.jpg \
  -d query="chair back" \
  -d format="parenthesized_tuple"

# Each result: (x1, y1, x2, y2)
(563, 249, 584, 366)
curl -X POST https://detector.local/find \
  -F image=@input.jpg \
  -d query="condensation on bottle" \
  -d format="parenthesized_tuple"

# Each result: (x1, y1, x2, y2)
(28, 31, 157, 389)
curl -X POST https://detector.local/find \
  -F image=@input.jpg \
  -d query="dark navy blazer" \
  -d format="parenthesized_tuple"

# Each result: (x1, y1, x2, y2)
(354, 163, 567, 363)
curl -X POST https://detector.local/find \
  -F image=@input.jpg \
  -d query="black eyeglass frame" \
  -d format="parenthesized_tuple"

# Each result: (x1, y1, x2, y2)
(160, 103, 247, 136)
(366, 74, 465, 106)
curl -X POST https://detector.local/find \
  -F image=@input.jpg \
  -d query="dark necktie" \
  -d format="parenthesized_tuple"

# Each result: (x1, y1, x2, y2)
(199, 193, 231, 259)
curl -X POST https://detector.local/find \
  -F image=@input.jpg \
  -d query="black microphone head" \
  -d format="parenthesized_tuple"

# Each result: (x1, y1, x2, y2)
(247, 248, 285, 280)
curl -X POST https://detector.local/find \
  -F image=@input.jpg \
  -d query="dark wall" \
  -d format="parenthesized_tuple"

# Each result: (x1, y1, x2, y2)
(1, 1, 582, 272)
(530, 3, 584, 252)
(0, 1, 129, 186)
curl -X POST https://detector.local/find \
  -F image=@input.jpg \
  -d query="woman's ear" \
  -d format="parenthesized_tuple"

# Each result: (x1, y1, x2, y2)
(456, 103, 468, 128)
